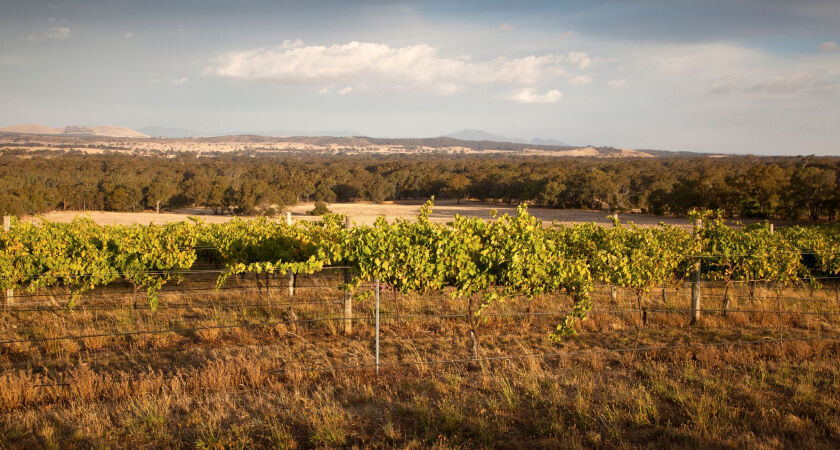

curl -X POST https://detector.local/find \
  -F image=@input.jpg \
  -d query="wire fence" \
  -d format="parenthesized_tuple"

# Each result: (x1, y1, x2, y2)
(4, 305, 840, 347)
(3, 285, 837, 311)
(3, 265, 840, 398)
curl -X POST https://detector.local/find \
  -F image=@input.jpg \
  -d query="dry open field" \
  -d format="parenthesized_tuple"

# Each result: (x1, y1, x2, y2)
(22, 200, 783, 228)
(1, 273, 839, 448)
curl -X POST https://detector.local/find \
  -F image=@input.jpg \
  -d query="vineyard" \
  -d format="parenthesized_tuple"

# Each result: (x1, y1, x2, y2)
(2, 202, 840, 447)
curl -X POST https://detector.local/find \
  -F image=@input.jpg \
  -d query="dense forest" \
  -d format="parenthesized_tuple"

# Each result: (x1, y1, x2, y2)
(1, 149, 838, 221)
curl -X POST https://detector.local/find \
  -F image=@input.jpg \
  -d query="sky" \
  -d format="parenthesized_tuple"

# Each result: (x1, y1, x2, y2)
(0, 0, 838, 155)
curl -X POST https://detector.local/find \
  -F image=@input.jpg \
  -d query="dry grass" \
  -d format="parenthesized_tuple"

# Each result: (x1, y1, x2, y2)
(1, 275, 840, 448)
(25, 200, 712, 228)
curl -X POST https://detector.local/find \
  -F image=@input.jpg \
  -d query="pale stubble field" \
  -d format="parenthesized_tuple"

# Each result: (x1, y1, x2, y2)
(22, 199, 771, 228)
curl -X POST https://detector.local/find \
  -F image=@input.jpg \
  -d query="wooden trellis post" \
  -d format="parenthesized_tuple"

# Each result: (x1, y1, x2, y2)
(286, 212, 295, 297)
(343, 268, 353, 335)
(690, 218, 702, 325)
(343, 216, 353, 335)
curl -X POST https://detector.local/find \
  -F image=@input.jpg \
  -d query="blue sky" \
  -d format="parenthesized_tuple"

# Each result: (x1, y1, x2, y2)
(1, 0, 838, 154)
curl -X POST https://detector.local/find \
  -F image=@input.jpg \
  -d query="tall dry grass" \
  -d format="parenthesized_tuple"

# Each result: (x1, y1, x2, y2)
(1, 275, 839, 447)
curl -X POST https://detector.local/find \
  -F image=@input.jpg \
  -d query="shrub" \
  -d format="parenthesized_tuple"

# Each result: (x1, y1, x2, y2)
(308, 202, 331, 216)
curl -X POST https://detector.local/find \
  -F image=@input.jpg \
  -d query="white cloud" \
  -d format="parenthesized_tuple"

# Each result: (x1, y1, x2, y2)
(647, 43, 840, 97)
(205, 40, 591, 97)
(567, 51, 592, 69)
(24, 26, 72, 41)
(146, 75, 188, 86)
(568, 75, 592, 86)
(509, 88, 563, 104)
(316, 84, 353, 95)
(820, 41, 838, 51)
(279, 38, 303, 49)
(124, 32, 135, 39)
(712, 71, 840, 95)
(606, 79, 626, 88)
(44, 27, 71, 40)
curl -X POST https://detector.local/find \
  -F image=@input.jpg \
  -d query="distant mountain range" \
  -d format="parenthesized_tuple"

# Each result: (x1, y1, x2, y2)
(444, 129, 568, 146)
(2, 123, 698, 158)
(1, 123, 569, 147)
(139, 126, 570, 146)
(0, 124, 148, 138)
(138, 126, 362, 139)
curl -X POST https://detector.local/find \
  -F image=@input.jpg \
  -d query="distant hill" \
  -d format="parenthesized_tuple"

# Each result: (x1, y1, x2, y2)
(529, 137, 571, 146)
(363, 136, 577, 152)
(138, 126, 214, 138)
(0, 124, 62, 135)
(140, 126, 361, 138)
(193, 135, 656, 157)
(445, 129, 517, 142)
(444, 129, 568, 146)
(1, 124, 148, 138)
(178, 134, 654, 156)
(1, 123, 709, 157)
(244, 129, 361, 138)
(69, 126, 148, 138)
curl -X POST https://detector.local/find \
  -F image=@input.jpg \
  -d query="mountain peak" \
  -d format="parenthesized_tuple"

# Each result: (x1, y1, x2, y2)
(443, 129, 567, 146)
(444, 129, 516, 142)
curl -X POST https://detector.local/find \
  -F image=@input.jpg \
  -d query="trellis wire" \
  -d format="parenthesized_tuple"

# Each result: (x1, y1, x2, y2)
(5, 305, 840, 346)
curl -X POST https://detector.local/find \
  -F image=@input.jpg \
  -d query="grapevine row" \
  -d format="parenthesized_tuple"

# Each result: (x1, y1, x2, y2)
(2, 202, 839, 339)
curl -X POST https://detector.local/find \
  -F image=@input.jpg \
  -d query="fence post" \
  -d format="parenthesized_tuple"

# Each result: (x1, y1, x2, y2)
(343, 216, 353, 335)
(690, 218, 702, 325)
(769, 223, 774, 234)
(284, 210, 295, 297)
(375, 278, 380, 376)
(287, 270, 295, 297)
(343, 268, 353, 335)
(3, 216, 12, 307)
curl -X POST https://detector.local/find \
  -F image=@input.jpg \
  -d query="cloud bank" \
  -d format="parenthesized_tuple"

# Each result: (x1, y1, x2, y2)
(648, 43, 840, 97)
(24, 27, 72, 41)
(205, 40, 593, 101)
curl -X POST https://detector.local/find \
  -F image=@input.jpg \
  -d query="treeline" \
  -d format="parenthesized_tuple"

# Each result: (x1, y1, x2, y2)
(0, 150, 838, 220)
